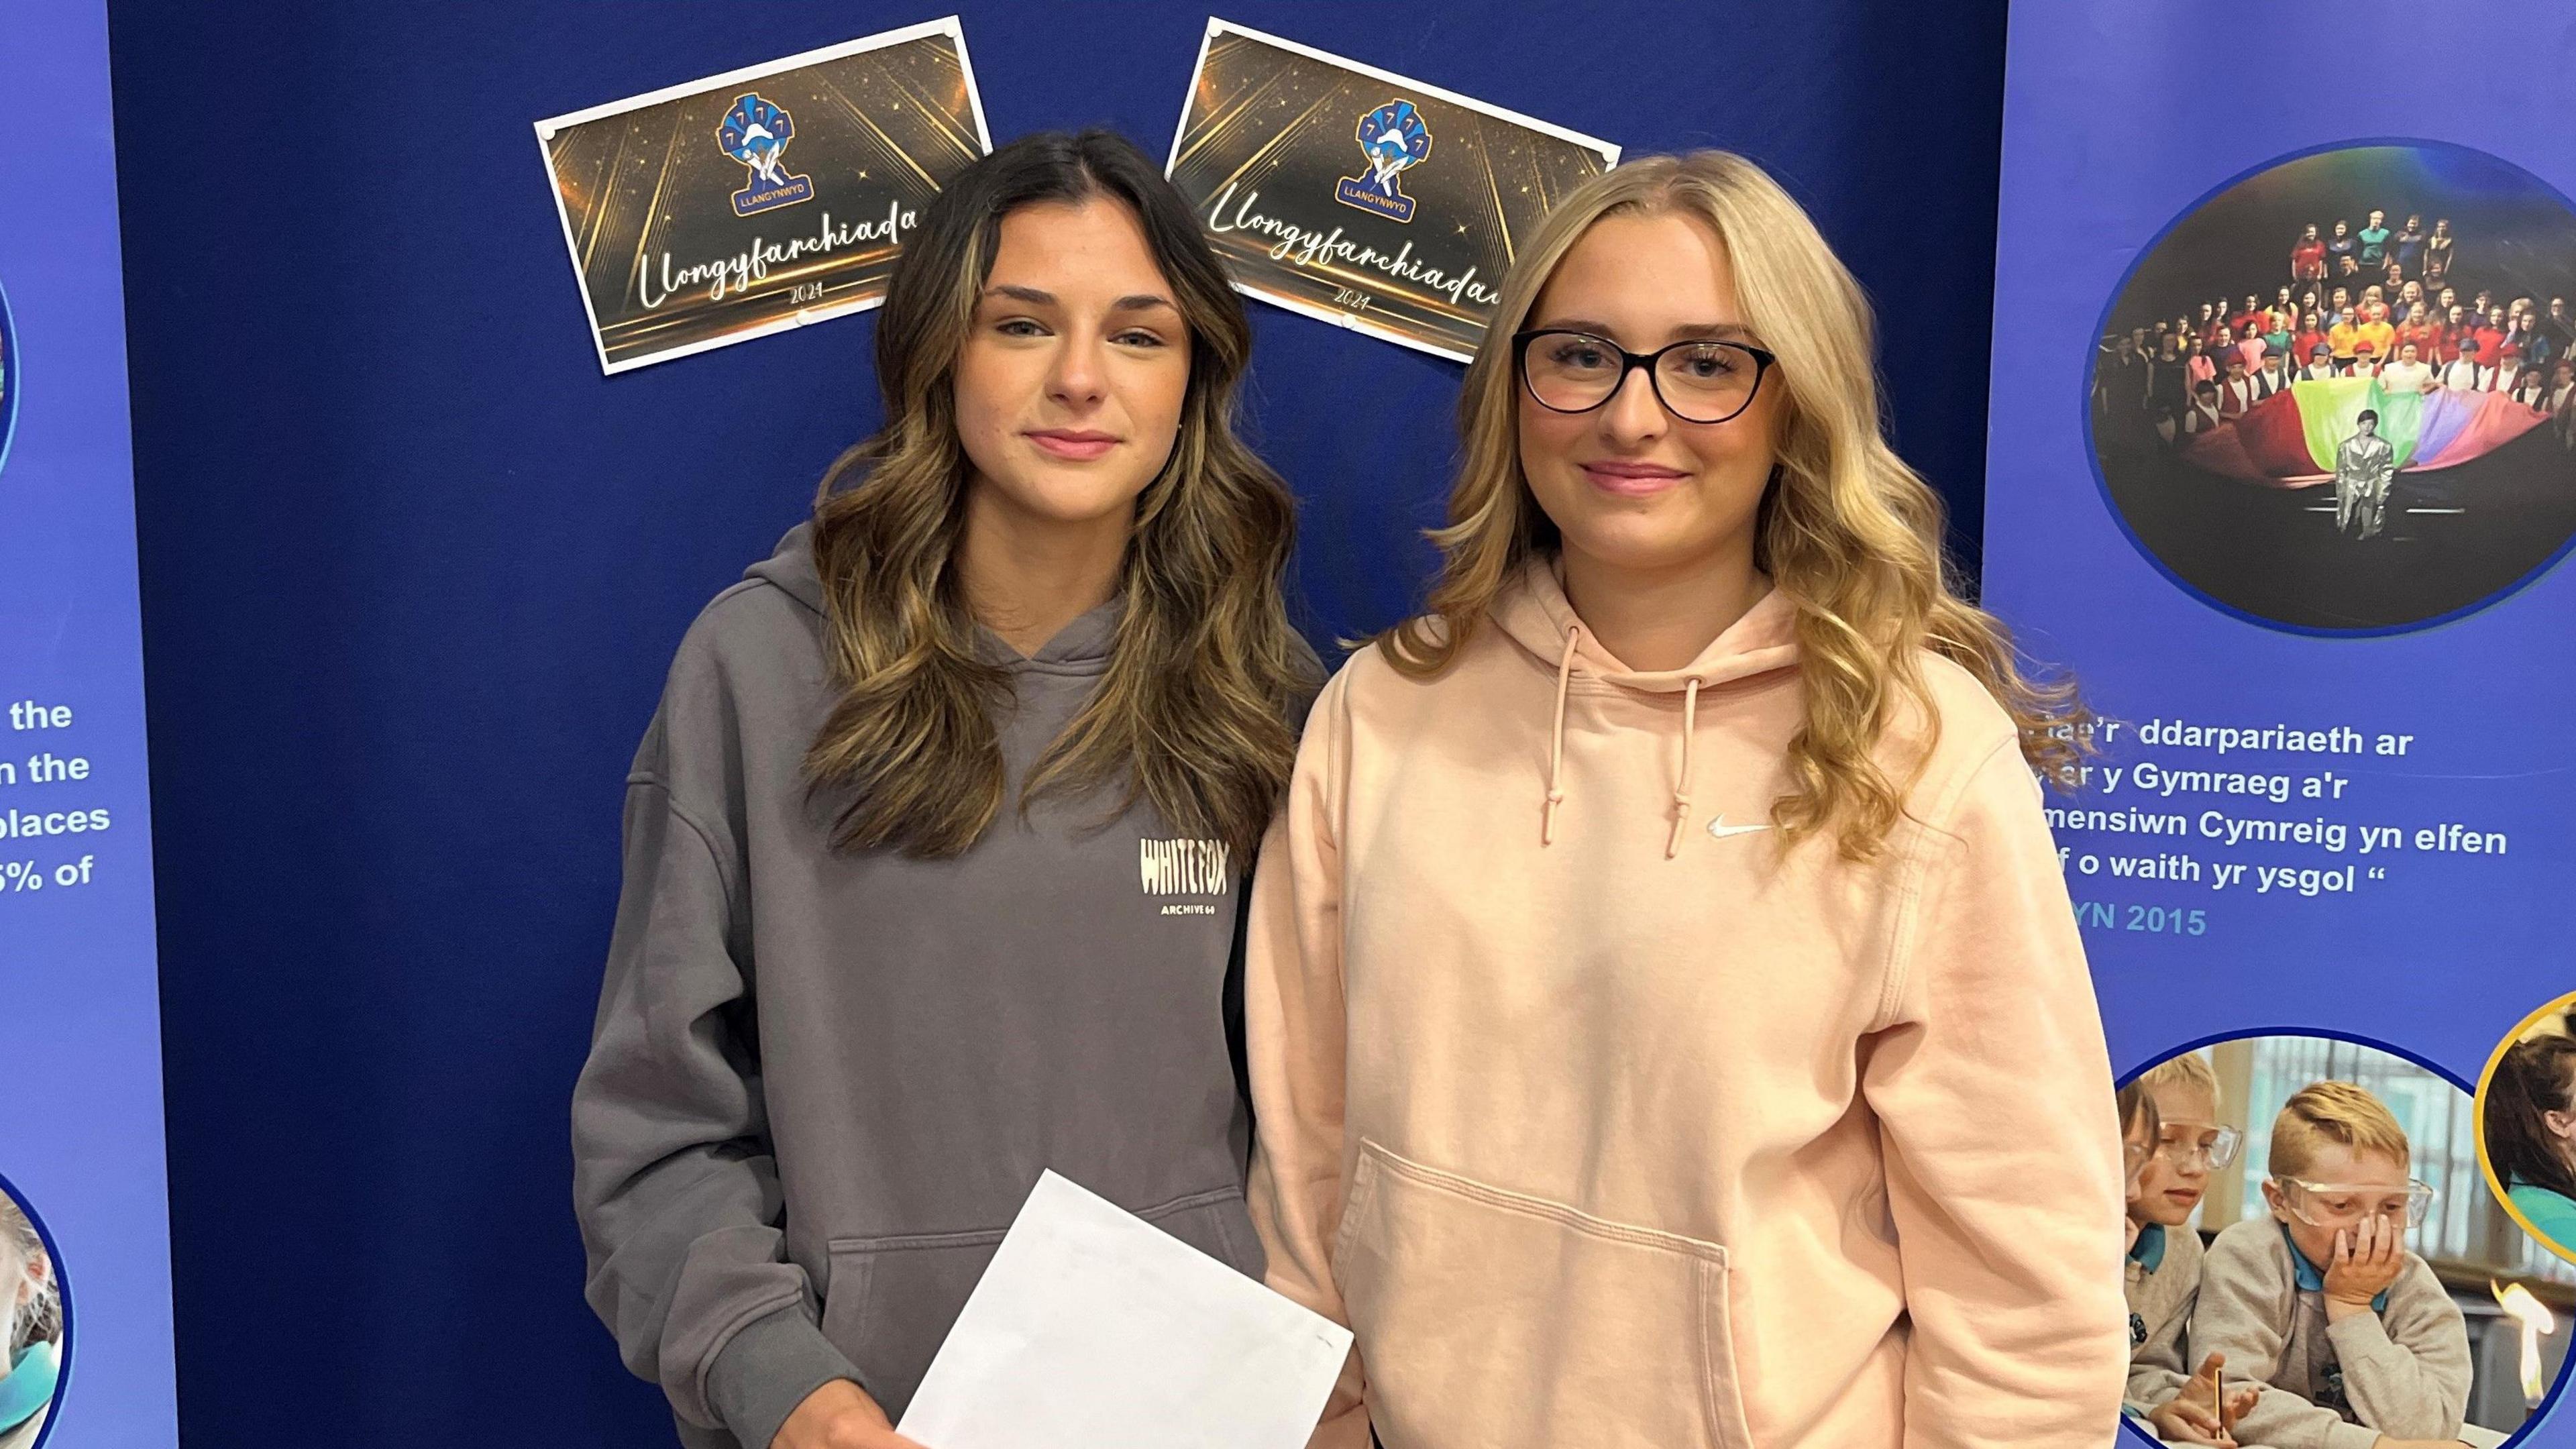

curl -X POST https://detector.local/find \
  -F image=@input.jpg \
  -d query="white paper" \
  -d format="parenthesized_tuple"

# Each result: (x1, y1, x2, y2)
(896, 1170, 1353, 1449)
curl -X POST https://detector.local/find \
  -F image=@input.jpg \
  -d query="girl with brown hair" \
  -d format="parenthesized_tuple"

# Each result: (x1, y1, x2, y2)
(2485, 1022, 2576, 1255)
(572, 129, 1313, 1449)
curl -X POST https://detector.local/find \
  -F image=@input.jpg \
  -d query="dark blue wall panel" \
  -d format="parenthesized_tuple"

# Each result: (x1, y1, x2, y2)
(107, 3, 2007, 1444)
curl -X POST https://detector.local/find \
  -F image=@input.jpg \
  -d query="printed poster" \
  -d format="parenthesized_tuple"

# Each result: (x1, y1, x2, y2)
(0, 0, 180, 1442)
(1165, 19, 1617, 363)
(1982, 3, 2576, 1444)
(535, 19, 991, 374)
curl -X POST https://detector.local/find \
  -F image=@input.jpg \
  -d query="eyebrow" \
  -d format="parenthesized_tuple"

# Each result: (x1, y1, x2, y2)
(983, 284, 1179, 314)
(1536, 317, 1758, 345)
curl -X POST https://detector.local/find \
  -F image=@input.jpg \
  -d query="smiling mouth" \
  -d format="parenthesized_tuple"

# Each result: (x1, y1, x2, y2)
(1026, 429, 1119, 461)
(1580, 461, 1688, 496)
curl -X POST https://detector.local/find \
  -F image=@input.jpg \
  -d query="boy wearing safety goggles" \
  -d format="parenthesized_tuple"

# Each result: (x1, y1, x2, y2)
(2192, 1081, 2473, 1449)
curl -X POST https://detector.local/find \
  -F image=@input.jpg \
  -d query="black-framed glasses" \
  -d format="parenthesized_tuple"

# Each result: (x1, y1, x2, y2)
(1513, 329, 1776, 425)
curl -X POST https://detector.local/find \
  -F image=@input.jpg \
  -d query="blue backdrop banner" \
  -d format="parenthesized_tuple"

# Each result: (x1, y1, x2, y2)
(107, 3, 2013, 1445)
(0, 0, 180, 1444)
(1983, 1, 2576, 1442)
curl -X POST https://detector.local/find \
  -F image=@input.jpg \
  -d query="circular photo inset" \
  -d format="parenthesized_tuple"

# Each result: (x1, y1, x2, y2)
(0, 1175, 62, 1449)
(2089, 142, 2576, 633)
(2115, 1034, 2569, 1447)
(2477, 994, 2576, 1271)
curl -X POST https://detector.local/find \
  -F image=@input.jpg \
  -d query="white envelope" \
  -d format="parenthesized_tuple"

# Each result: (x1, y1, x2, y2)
(896, 1170, 1354, 1449)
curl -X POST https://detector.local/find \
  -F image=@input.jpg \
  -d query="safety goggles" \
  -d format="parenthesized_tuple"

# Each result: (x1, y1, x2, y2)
(2154, 1120, 2242, 1169)
(2274, 1176, 2436, 1228)
(2123, 1138, 2153, 1177)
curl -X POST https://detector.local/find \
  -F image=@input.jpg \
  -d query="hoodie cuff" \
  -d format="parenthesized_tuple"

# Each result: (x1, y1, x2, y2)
(705, 1304, 865, 1449)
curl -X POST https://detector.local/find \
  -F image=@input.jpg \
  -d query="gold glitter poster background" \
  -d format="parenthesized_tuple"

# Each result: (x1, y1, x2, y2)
(1167, 20, 1618, 362)
(536, 21, 988, 374)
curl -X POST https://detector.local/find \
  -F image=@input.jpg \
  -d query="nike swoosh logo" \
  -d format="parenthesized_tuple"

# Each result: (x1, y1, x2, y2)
(1707, 816, 1771, 840)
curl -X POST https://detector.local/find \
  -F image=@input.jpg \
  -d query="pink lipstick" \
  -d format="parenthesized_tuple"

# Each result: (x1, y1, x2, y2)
(1027, 429, 1118, 461)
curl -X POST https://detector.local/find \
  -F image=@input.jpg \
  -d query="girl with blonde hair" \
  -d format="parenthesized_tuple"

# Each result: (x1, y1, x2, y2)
(1244, 150, 2127, 1448)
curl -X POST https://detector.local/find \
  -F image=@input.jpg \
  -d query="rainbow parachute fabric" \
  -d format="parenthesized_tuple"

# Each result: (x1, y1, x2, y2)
(2182, 376, 2548, 484)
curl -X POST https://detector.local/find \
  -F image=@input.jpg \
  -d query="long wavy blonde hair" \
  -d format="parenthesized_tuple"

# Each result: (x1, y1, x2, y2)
(806, 130, 1308, 860)
(1381, 151, 2084, 859)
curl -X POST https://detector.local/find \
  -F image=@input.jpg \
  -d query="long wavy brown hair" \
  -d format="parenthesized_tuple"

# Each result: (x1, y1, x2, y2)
(805, 129, 1307, 859)
(2487, 1028, 2576, 1205)
(1381, 151, 2085, 859)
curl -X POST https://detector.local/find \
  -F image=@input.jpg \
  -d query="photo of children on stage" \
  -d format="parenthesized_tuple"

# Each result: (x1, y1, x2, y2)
(2117, 1036, 2571, 1448)
(2090, 144, 2576, 631)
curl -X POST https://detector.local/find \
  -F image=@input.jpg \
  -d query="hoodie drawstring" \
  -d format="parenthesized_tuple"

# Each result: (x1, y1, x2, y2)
(1542, 629, 1703, 858)
(1666, 678, 1703, 858)
(1541, 625, 1580, 846)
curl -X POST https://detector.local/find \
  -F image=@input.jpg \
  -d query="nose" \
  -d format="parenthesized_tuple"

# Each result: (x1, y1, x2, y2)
(1596, 361, 1668, 445)
(1047, 329, 1109, 409)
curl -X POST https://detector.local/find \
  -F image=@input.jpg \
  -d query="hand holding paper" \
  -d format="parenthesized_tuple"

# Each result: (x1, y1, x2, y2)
(895, 1171, 1353, 1449)
(773, 1381, 925, 1449)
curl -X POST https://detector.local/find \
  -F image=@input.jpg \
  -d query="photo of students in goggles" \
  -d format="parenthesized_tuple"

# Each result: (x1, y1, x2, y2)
(2114, 1037, 2569, 1448)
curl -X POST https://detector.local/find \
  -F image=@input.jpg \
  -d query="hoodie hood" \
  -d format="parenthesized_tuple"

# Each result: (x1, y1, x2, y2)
(1489, 556, 1800, 856)
(747, 520, 829, 616)
(747, 520, 1124, 672)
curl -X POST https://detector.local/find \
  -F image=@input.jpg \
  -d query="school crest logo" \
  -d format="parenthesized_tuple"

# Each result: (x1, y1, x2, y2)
(1334, 99, 1432, 223)
(717, 92, 814, 217)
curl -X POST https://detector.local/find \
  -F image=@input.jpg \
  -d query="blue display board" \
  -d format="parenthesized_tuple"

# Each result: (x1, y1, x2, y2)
(105, 5, 2019, 1444)
(0, 0, 180, 1443)
(1985, 1, 2576, 1442)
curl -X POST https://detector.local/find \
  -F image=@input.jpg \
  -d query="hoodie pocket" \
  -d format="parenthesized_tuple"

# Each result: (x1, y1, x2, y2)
(1334, 1140, 1757, 1449)
(818, 1228, 998, 1417)
(820, 1185, 1260, 1416)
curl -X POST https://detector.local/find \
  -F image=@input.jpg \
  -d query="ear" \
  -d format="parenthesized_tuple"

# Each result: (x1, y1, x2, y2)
(2546, 1108, 2576, 1143)
(2260, 1179, 2288, 1220)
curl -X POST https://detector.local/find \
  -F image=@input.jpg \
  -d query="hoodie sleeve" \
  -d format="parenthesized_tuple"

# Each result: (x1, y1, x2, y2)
(1244, 665, 1373, 1449)
(1858, 735, 2130, 1448)
(570, 657, 860, 1449)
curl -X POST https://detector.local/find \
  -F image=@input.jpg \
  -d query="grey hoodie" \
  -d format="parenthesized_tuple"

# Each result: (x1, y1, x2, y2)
(573, 523, 1295, 1449)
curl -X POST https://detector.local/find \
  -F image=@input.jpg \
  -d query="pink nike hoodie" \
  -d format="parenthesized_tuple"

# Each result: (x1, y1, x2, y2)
(1244, 558, 2129, 1449)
